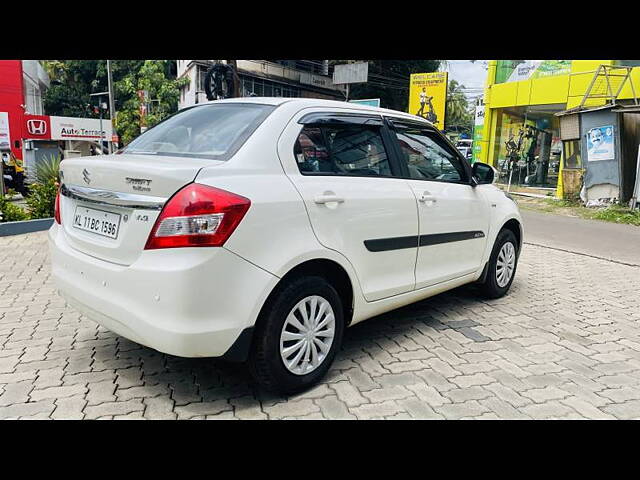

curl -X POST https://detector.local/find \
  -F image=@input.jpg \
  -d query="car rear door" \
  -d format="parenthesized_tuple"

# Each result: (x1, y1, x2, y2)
(277, 110, 419, 302)
(386, 118, 490, 289)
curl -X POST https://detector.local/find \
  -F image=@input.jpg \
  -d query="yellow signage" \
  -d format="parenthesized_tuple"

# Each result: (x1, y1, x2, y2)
(409, 72, 448, 129)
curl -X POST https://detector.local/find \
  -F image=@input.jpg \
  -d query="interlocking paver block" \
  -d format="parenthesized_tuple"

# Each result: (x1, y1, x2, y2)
(4, 232, 640, 419)
(143, 396, 177, 420)
(0, 380, 34, 406)
(51, 397, 87, 420)
(230, 396, 267, 420)
(362, 386, 413, 403)
(315, 396, 356, 419)
(30, 384, 87, 402)
(330, 381, 368, 407)
(86, 380, 117, 405)
(263, 399, 319, 419)
(84, 399, 145, 419)
(349, 400, 404, 419)
(0, 400, 55, 419)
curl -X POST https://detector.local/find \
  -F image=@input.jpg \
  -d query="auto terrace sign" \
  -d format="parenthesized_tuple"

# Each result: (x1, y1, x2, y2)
(23, 114, 113, 141)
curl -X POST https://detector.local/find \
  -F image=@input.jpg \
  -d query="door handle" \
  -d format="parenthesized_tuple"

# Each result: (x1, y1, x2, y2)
(314, 194, 345, 204)
(419, 194, 437, 203)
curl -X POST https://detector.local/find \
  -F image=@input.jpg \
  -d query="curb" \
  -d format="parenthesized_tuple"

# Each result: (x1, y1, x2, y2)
(0, 218, 54, 237)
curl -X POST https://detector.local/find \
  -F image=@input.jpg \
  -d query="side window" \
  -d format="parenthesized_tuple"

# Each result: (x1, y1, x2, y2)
(294, 124, 391, 177)
(393, 126, 466, 182)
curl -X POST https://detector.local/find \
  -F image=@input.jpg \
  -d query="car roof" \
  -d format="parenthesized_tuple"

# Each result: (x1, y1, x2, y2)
(189, 97, 432, 126)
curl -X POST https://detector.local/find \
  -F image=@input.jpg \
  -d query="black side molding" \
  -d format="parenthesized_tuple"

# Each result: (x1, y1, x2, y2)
(419, 231, 485, 247)
(364, 231, 485, 252)
(364, 235, 419, 252)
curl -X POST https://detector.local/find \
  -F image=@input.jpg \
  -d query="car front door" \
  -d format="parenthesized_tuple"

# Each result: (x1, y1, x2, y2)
(387, 119, 491, 289)
(278, 111, 419, 302)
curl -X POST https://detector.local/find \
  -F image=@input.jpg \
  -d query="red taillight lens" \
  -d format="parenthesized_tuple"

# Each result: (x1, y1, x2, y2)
(54, 189, 62, 224)
(144, 183, 250, 250)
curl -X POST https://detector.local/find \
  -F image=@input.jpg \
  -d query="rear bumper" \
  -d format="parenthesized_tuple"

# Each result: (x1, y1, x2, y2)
(49, 223, 277, 358)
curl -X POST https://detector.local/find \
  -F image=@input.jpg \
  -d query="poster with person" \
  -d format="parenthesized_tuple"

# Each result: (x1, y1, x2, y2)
(409, 72, 448, 130)
(586, 125, 615, 162)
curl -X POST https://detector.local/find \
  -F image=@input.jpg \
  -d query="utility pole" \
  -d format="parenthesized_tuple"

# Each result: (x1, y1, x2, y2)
(90, 92, 109, 154)
(227, 60, 240, 98)
(106, 60, 116, 153)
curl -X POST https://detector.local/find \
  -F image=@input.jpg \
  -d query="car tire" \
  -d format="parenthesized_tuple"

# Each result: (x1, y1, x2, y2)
(479, 229, 519, 299)
(248, 276, 345, 395)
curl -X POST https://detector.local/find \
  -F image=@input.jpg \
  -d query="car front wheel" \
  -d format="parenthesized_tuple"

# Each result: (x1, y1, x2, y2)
(479, 228, 519, 299)
(248, 276, 344, 395)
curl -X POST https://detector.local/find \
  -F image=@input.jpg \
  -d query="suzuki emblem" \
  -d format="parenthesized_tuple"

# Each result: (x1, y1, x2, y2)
(82, 168, 91, 184)
(27, 119, 47, 136)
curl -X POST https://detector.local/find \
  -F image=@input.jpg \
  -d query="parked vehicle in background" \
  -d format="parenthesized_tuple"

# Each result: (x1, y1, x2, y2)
(455, 139, 473, 161)
(49, 98, 523, 394)
(1, 152, 29, 197)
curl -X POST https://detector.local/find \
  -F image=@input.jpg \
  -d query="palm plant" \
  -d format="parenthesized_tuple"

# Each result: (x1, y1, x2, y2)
(35, 154, 61, 184)
(446, 80, 473, 134)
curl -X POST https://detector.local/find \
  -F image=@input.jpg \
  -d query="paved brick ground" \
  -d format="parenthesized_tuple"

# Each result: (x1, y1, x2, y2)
(2, 231, 640, 419)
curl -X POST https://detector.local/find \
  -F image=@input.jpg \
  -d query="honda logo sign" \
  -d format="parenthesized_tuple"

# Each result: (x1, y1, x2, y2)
(27, 119, 47, 136)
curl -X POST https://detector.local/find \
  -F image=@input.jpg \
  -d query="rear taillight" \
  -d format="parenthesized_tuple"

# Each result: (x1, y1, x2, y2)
(144, 183, 250, 250)
(54, 188, 62, 224)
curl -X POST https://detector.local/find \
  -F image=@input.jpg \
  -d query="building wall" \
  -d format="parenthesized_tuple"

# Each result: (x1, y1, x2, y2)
(479, 60, 640, 168)
(176, 60, 343, 110)
(0, 60, 25, 160)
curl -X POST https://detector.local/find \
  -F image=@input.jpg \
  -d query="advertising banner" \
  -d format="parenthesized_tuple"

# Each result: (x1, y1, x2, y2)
(471, 105, 485, 163)
(0, 112, 10, 150)
(496, 60, 572, 84)
(49, 116, 113, 142)
(409, 72, 448, 130)
(586, 125, 615, 162)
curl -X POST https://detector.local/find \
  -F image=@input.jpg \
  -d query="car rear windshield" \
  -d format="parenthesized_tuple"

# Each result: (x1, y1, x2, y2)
(123, 103, 276, 160)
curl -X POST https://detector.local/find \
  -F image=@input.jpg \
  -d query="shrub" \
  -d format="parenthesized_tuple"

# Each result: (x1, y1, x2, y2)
(0, 195, 29, 222)
(26, 178, 58, 219)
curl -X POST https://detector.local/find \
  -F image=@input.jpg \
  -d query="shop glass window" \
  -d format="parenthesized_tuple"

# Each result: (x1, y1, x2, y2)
(563, 140, 582, 169)
(242, 78, 254, 96)
(393, 127, 465, 182)
(294, 125, 391, 177)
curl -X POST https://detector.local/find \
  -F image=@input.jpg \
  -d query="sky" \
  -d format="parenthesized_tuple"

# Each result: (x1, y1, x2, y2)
(442, 60, 488, 104)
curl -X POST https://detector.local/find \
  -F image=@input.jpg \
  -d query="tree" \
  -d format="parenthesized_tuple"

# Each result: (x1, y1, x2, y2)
(42, 60, 187, 145)
(113, 60, 189, 145)
(336, 60, 441, 111)
(43, 60, 104, 118)
(445, 79, 473, 135)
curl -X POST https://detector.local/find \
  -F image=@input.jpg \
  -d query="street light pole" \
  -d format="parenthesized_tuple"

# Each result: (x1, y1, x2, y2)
(90, 91, 109, 155)
(106, 60, 116, 153)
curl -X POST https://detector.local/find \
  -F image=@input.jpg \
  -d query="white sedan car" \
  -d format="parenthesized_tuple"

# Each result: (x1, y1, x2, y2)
(49, 98, 522, 394)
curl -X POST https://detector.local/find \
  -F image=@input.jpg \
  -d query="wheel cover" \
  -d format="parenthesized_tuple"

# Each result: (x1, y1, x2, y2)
(279, 295, 336, 376)
(496, 241, 516, 288)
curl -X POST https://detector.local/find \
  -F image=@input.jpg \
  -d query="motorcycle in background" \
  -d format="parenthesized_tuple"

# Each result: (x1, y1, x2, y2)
(1, 151, 29, 197)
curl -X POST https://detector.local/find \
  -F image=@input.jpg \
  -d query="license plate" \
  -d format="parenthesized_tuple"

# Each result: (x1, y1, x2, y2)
(72, 206, 121, 239)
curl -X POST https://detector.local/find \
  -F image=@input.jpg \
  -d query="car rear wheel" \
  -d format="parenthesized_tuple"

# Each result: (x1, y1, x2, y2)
(248, 276, 344, 395)
(479, 228, 519, 299)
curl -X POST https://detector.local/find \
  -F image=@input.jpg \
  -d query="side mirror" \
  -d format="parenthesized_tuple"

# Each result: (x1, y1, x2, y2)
(471, 162, 495, 186)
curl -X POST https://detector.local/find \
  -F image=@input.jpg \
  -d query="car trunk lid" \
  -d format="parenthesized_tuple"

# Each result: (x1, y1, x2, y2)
(58, 154, 222, 265)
